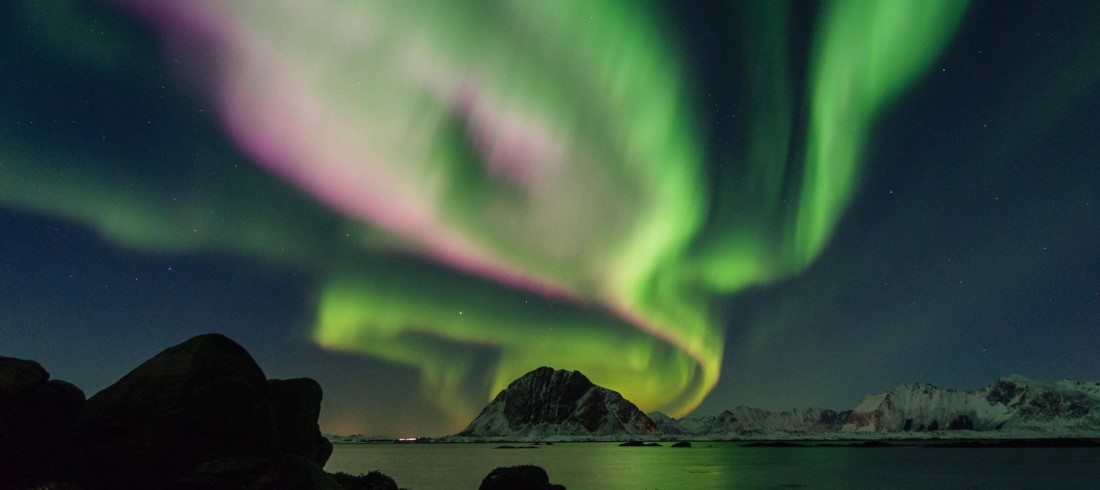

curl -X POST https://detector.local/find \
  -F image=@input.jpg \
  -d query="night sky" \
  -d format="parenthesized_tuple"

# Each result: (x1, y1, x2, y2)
(2, 0, 1098, 437)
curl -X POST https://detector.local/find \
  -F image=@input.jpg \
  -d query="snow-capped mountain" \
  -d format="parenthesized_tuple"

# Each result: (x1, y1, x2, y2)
(678, 407, 847, 435)
(457, 367, 657, 438)
(652, 407, 848, 438)
(843, 375, 1100, 433)
(656, 376, 1100, 438)
(648, 411, 689, 435)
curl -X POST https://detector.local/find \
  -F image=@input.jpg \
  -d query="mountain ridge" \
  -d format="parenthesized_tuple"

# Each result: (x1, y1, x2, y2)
(451, 371, 1100, 440)
(656, 374, 1100, 438)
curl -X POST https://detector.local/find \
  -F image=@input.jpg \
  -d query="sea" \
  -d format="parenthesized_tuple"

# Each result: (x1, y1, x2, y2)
(326, 442, 1100, 489)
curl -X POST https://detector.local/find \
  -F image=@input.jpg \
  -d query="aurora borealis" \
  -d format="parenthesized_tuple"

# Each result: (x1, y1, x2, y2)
(3, 0, 1100, 436)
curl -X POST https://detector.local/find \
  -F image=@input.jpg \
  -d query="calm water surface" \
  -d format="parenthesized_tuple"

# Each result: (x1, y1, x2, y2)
(326, 442, 1100, 489)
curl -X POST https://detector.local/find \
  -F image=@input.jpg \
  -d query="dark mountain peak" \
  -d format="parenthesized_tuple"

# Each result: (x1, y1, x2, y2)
(458, 367, 657, 438)
(506, 367, 592, 394)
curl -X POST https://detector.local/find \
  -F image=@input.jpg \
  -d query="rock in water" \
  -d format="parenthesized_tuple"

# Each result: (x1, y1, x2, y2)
(479, 465, 565, 490)
(328, 470, 400, 490)
(458, 366, 658, 438)
(74, 333, 330, 488)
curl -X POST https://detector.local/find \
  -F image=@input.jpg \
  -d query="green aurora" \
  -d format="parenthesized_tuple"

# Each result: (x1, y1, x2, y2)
(0, 0, 968, 429)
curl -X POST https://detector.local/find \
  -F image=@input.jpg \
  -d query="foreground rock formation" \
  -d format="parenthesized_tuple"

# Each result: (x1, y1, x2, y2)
(0, 334, 369, 490)
(72, 333, 333, 488)
(458, 367, 658, 438)
(0, 356, 85, 486)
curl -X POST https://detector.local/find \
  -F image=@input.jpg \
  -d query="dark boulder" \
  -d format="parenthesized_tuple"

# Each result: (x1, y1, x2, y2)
(618, 440, 660, 447)
(269, 378, 333, 466)
(0, 356, 86, 488)
(0, 356, 48, 394)
(479, 465, 565, 490)
(71, 333, 316, 488)
(328, 470, 400, 490)
(671, 441, 691, 448)
(1, 334, 344, 489)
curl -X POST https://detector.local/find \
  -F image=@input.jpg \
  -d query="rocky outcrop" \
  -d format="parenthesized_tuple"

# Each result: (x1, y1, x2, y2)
(479, 465, 565, 490)
(0, 334, 370, 490)
(269, 378, 335, 465)
(328, 470, 400, 490)
(72, 333, 331, 488)
(0, 357, 86, 489)
(458, 367, 657, 438)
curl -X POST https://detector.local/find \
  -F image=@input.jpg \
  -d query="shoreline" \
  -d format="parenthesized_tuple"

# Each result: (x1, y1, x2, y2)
(328, 436, 1100, 448)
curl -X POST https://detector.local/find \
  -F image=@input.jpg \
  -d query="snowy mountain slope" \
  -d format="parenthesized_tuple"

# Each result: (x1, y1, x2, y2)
(842, 382, 1010, 432)
(842, 376, 1100, 433)
(647, 411, 688, 435)
(690, 406, 846, 435)
(664, 376, 1100, 438)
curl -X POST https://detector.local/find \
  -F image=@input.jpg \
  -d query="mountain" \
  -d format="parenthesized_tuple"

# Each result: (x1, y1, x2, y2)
(660, 375, 1100, 439)
(648, 411, 689, 435)
(667, 407, 849, 437)
(842, 375, 1100, 433)
(457, 367, 658, 438)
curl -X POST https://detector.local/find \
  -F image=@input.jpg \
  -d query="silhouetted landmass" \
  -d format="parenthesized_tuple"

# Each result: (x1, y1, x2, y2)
(671, 441, 692, 448)
(618, 440, 661, 447)
(329, 470, 401, 490)
(0, 356, 85, 486)
(742, 441, 897, 448)
(742, 441, 805, 448)
(928, 438, 1100, 448)
(479, 465, 566, 490)
(814, 441, 895, 448)
(0, 334, 400, 490)
(73, 334, 333, 488)
(852, 441, 893, 448)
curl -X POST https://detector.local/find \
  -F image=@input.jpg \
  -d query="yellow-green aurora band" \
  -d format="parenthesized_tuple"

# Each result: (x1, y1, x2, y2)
(0, 0, 967, 429)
